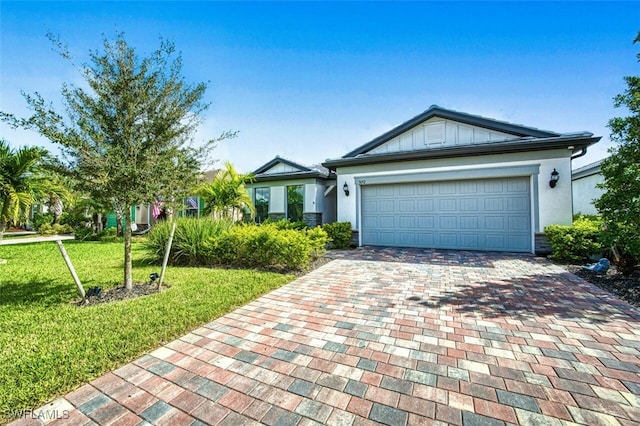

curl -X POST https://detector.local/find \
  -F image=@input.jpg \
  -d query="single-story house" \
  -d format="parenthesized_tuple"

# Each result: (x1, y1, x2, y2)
(245, 156, 337, 227)
(321, 105, 601, 254)
(572, 159, 605, 216)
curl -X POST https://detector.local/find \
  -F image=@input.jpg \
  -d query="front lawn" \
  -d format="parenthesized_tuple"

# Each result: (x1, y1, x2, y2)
(0, 240, 293, 420)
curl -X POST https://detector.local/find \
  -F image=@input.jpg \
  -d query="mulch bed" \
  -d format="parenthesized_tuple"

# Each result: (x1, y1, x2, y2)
(79, 283, 161, 306)
(563, 263, 640, 308)
(78, 256, 334, 306)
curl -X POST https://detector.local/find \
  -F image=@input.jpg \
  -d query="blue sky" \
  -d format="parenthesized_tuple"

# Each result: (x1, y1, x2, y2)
(1, 1, 639, 172)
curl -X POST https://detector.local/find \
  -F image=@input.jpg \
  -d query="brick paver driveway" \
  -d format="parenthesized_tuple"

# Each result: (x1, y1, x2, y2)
(17, 248, 640, 425)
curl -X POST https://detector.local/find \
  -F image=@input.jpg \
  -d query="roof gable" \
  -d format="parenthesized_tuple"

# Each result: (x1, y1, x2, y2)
(253, 156, 311, 175)
(344, 105, 561, 158)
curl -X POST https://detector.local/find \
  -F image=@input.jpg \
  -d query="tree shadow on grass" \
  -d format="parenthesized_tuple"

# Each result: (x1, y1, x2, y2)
(406, 271, 639, 324)
(0, 280, 90, 306)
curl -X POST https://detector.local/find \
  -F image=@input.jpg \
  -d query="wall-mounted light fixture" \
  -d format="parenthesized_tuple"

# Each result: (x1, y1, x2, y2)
(549, 168, 560, 188)
(343, 182, 350, 196)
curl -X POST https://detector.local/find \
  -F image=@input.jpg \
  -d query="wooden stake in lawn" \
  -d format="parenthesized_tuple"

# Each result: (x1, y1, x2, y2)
(158, 221, 176, 290)
(56, 240, 86, 301)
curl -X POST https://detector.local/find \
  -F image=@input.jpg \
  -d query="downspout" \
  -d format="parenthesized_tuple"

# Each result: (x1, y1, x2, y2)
(571, 147, 587, 160)
(569, 147, 587, 219)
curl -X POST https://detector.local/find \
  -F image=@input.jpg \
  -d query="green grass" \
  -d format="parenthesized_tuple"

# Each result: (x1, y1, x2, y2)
(0, 240, 293, 419)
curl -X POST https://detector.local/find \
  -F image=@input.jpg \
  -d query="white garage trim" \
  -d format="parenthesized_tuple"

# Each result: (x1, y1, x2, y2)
(353, 164, 539, 186)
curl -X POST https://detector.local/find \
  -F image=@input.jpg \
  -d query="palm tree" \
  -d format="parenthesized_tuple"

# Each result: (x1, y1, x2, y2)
(38, 174, 74, 225)
(198, 162, 255, 220)
(0, 140, 46, 242)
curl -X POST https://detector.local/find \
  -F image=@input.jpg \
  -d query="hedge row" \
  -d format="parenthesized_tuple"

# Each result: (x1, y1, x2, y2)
(145, 218, 329, 270)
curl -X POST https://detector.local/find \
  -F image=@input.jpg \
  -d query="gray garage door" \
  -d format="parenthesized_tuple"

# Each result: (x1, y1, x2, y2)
(361, 177, 531, 252)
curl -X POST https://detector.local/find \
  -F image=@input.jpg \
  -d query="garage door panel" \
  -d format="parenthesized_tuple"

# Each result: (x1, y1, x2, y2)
(398, 186, 415, 196)
(460, 234, 479, 248)
(484, 180, 504, 193)
(418, 216, 435, 228)
(439, 216, 458, 230)
(508, 216, 529, 231)
(415, 233, 435, 246)
(399, 216, 415, 228)
(378, 231, 395, 241)
(460, 181, 479, 194)
(508, 197, 529, 211)
(418, 199, 435, 212)
(484, 198, 504, 211)
(397, 233, 415, 246)
(379, 216, 394, 228)
(485, 216, 505, 230)
(460, 198, 479, 211)
(459, 216, 478, 229)
(439, 182, 457, 195)
(379, 201, 395, 212)
(439, 199, 457, 211)
(508, 179, 529, 192)
(509, 235, 530, 249)
(439, 233, 458, 247)
(485, 234, 507, 250)
(399, 200, 415, 212)
(417, 185, 434, 196)
(361, 177, 531, 252)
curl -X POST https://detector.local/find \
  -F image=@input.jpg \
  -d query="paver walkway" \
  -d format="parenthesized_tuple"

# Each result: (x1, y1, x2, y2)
(12, 248, 640, 425)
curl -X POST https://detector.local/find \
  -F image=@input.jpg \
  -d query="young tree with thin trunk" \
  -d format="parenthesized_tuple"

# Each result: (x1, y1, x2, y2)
(2, 33, 232, 289)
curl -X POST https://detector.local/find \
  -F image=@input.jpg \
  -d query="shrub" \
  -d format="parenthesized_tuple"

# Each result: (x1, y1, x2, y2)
(305, 226, 329, 258)
(98, 227, 122, 243)
(145, 218, 234, 266)
(38, 223, 73, 235)
(544, 215, 603, 263)
(203, 223, 326, 270)
(32, 212, 54, 230)
(60, 211, 91, 229)
(322, 221, 352, 249)
(74, 226, 94, 241)
(265, 218, 308, 230)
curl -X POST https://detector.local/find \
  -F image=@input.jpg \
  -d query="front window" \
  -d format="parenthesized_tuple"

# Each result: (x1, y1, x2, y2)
(287, 185, 304, 222)
(254, 187, 270, 223)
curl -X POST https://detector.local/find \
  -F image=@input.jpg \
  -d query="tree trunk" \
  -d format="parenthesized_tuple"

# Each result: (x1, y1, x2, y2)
(123, 208, 133, 290)
(0, 200, 10, 243)
(51, 197, 63, 224)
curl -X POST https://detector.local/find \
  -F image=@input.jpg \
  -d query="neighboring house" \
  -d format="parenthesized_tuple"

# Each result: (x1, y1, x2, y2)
(129, 169, 220, 229)
(245, 156, 336, 227)
(572, 159, 605, 216)
(322, 105, 601, 254)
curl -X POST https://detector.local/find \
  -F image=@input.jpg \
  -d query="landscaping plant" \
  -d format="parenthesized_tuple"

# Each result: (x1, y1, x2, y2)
(544, 215, 603, 263)
(594, 31, 640, 275)
(322, 221, 353, 249)
(1, 33, 235, 289)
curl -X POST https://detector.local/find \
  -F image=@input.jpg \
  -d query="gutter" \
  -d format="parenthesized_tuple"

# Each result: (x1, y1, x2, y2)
(323, 135, 601, 170)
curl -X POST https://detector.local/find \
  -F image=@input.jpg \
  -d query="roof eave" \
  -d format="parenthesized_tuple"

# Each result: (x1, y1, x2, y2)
(324, 135, 601, 170)
(251, 171, 335, 183)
